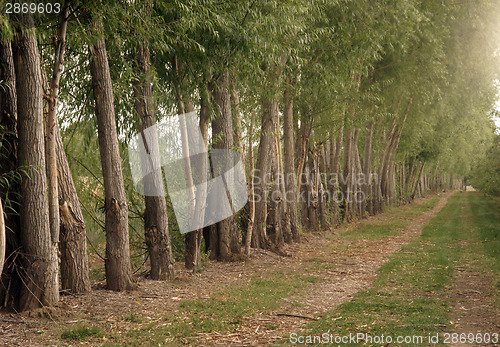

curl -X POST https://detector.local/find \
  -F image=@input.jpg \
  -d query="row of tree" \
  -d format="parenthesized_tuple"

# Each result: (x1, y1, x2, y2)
(0, 0, 499, 311)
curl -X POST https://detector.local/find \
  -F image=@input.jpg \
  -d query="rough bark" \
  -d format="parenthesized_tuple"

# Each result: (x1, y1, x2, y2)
(0, 199, 4, 275)
(304, 159, 319, 231)
(13, 14, 59, 310)
(46, 1, 70, 259)
(210, 71, 241, 260)
(183, 90, 208, 270)
(380, 98, 412, 205)
(56, 123, 91, 293)
(89, 17, 133, 291)
(342, 128, 355, 222)
(283, 81, 300, 241)
(362, 122, 374, 216)
(379, 116, 398, 202)
(171, 57, 204, 270)
(245, 111, 255, 256)
(0, 35, 20, 309)
(252, 97, 275, 249)
(318, 146, 330, 228)
(353, 129, 363, 217)
(275, 107, 291, 244)
(45, 1, 89, 294)
(231, 82, 245, 161)
(133, 42, 174, 280)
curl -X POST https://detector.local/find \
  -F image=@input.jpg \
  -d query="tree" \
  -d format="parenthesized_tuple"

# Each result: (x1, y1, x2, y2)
(283, 78, 300, 241)
(133, 41, 175, 280)
(89, 15, 134, 291)
(43, 0, 90, 294)
(56, 123, 91, 293)
(0, 29, 20, 310)
(0, 198, 5, 275)
(210, 71, 241, 260)
(13, 13, 59, 310)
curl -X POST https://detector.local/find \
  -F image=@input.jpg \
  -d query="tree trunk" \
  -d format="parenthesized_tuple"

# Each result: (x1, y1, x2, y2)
(252, 97, 276, 249)
(13, 14, 59, 310)
(411, 162, 425, 200)
(56, 123, 91, 293)
(0, 199, 5, 275)
(184, 88, 209, 270)
(45, 1, 89, 294)
(362, 122, 373, 216)
(46, 0, 70, 264)
(283, 81, 300, 241)
(342, 128, 354, 222)
(0, 35, 21, 309)
(318, 146, 330, 228)
(89, 17, 133, 291)
(245, 111, 255, 256)
(353, 129, 363, 218)
(275, 105, 291, 243)
(210, 71, 241, 260)
(379, 116, 398, 202)
(381, 98, 412, 205)
(170, 56, 204, 270)
(133, 42, 175, 280)
(231, 82, 245, 161)
(304, 159, 319, 231)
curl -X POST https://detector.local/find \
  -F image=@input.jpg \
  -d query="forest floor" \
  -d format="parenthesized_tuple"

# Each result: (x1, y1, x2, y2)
(0, 191, 498, 346)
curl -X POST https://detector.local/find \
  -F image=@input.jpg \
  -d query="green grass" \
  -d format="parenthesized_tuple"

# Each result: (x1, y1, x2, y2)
(61, 323, 104, 341)
(341, 196, 440, 240)
(290, 192, 499, 346)
(103, 271, 316, 345)
(124, 311, 143, 323)
(467, 192, 500, 304)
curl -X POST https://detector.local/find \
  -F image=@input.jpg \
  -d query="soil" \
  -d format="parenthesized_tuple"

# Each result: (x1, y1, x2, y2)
(1, 192, 497, 346)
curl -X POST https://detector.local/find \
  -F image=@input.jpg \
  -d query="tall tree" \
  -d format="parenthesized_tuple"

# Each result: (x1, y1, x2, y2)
(283, 78, 300, 241)
(0, 32, 20, 309)
(0, 199, 4, 275)
(210, 71, 241, 260)
(13, 13, 59, 310)
(133, 40, 175, 279)
(45, 1, 71, 272)
(44, 0, 90, 294)
(89, 15, 134, 291)
(56, 124, 91, 293)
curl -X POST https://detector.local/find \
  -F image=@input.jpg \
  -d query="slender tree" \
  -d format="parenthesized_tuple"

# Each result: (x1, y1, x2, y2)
(133, 39, 175, 280)
(0, 199, 5, 275)
(210, 71, 241, 260)
(89, 15, 134, 291)
(283, 78, 300, 241)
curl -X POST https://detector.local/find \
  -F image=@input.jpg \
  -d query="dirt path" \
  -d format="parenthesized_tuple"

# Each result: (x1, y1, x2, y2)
(0, 193, 451, 346)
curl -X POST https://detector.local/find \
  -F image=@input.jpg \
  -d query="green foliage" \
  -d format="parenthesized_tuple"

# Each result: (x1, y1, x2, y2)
(470, 135, 500, 196)
(3, 0, 498, 283)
